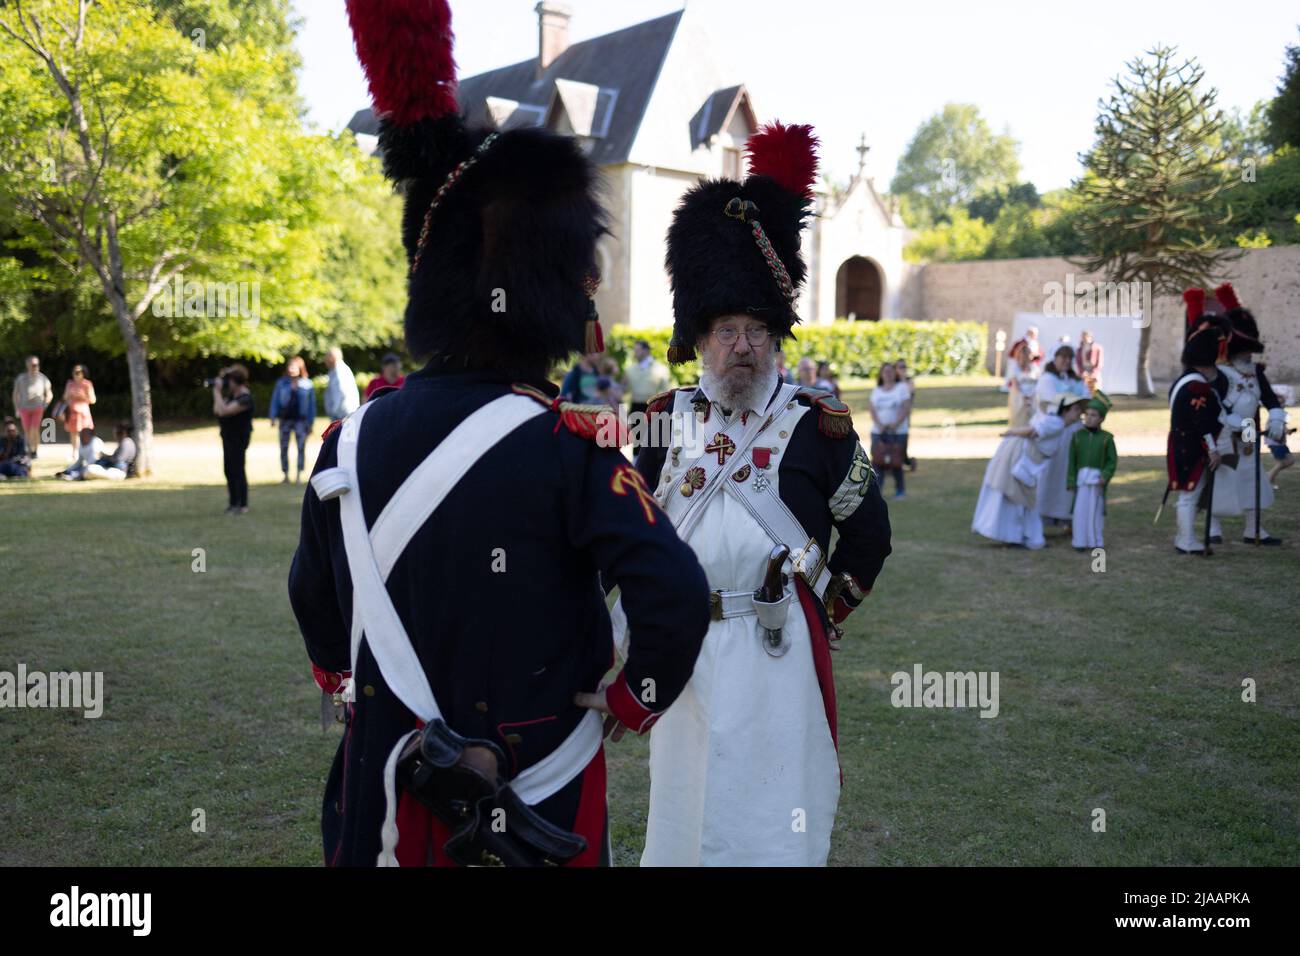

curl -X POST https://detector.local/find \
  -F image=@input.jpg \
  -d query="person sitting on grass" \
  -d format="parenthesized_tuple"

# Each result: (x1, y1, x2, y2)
(58, 427, 103, 480)
(0, 416, 32, 479)
(82, 421, 137, 481)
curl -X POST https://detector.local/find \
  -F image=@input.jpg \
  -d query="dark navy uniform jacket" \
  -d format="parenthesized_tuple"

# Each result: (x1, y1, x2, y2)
(288, 362, 711, 866)
(1168, 369, 1225, 490)
(634, 384, 892, 623)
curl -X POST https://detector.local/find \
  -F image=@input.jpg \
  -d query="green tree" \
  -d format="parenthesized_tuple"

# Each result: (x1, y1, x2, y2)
(0, 0, 403, 472)
(1070, 45, 1237, 396)
(1266, 29, 1300, 150)
(889, 103, 1021, 228)
(903, 209, 994, 262)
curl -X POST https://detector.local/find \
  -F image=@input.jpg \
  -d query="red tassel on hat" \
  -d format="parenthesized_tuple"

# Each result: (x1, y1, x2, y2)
(345, 0, 459, 125)
(1183, 287, 1204, 325)
(1214, 282, 1241, 312)
(746, 122, 820, 199)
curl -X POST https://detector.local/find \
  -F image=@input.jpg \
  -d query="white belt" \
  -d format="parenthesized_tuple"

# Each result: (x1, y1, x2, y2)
(710, 588, 759, 621)
(320, 395, 604, 866)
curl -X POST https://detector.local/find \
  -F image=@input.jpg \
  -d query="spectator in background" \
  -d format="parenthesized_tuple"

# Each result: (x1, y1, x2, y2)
(62, 364, 96, 461)
(795, 357, 818, 389)
(0, 417, 31, 479)
(270, 355, 316, 485)
(64, 421, 135, 481)
(83, 421, 136, 480)
(622, 339, 670, 418)
(1074, 329, 1103, 391)
(774, 348, 793, 384)
(895, 359, 917, 471)
(1006, 326, 1043, 391)
(560, 352, 602, 403)
(323, 347, 360, 422)
(816, 361, 841, 398)
(213, 364, 254, 514)
(869, 362, 909, 499)
(58, 427, 102, 480)
(595, 357, 624, 410)
(364, 352, 406, 402)
(12, 355, 52, 459)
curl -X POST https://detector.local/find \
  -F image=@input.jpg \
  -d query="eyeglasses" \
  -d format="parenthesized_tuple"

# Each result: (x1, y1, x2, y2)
(711, 326, 771, 347)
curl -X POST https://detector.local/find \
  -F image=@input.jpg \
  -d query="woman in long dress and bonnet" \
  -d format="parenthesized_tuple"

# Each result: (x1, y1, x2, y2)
(973, 393, 1089, 548)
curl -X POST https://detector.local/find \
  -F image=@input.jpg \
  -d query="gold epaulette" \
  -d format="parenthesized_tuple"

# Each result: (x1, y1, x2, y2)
(795, 387, 853, 438)
(511, 384, 624, 444)
(646, 388, 676, 416)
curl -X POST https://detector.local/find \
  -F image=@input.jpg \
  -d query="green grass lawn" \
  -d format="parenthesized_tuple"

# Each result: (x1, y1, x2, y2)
(2, 394, 1297, 866)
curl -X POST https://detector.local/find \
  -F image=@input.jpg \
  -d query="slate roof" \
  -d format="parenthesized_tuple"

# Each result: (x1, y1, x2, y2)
(347, 10, 683, 167)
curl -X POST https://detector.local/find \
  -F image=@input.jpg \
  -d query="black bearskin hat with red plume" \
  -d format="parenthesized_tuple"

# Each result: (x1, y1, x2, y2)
(664, 123, 819, 363)
(1214, 282, 1263, 354)
(345, 0, 606, 376)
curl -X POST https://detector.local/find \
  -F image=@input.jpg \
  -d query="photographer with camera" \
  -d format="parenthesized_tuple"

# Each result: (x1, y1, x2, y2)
(210, 364, 254, 514)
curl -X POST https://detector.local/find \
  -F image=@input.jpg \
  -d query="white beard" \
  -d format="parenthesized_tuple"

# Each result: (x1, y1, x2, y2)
(699, 357, 778, 415)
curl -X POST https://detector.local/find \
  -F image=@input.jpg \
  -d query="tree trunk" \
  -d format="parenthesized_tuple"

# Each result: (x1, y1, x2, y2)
(1135, 321, 1154, 397)
(106, 288, 154, 477)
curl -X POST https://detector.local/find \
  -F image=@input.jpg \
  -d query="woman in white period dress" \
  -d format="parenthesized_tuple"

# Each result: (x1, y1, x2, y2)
(1034, 346, 1089, 525)
(1007, 342, 1040, 428)
(973, 394, 1088, 548)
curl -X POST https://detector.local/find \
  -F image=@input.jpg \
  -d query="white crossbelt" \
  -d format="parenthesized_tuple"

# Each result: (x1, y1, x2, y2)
(316, 394, 604, 866)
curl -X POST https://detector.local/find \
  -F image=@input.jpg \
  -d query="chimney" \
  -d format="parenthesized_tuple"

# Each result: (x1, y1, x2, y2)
(535, 2, 572, 75)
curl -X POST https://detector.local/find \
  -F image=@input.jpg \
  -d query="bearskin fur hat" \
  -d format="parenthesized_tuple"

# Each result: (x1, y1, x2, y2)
(664, 123, 819, 364)
(1214, 282, 1263, 355)
(346, 0, 606, 378)
(1181, 312, 1231, 368)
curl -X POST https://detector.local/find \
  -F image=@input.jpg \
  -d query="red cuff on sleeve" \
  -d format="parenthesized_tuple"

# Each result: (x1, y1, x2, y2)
(605, 669, 660, 735)
(830, 586, 871, 625)
(312, 663, 350, 694)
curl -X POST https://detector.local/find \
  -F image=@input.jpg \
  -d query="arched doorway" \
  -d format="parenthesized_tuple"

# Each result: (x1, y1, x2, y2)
(835, 256, 883, 321)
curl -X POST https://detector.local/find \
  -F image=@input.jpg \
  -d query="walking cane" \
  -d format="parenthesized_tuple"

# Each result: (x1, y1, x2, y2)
(1203, 464, 1215, 557)
(1254, 409, 1262, 546)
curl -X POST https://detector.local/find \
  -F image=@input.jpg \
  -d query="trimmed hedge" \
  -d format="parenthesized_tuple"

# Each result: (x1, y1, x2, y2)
(605, 319, 987, 386)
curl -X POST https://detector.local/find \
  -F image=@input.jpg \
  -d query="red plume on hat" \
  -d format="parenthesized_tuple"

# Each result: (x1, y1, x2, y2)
(746, 122, 820, 200)
(1182, 287, 1204, 324)
(345, 0, 458, 125)
(1214, 282, 1241, 313)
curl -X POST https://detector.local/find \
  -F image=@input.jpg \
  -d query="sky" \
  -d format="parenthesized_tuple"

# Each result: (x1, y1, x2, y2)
(292, 0, 1297, 192)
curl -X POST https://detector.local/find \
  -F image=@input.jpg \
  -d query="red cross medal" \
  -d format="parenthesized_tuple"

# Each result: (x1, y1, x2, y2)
(706, 433, 736, 466)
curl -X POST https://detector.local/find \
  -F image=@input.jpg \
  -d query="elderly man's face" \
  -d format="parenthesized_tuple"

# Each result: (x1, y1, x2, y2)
(698, 314, 771, 387)
(26, 358, 38, 372)
(796, 358, 816, 382)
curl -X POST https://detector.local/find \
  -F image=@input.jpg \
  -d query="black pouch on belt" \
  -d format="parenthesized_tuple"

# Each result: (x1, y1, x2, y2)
(395, 718, 588, 867)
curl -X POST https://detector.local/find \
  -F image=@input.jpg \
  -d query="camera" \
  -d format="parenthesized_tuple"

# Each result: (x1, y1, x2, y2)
(203, 370, 230, 389)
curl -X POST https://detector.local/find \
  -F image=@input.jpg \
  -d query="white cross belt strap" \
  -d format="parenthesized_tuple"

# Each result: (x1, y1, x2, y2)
(315, 394, 604, 865)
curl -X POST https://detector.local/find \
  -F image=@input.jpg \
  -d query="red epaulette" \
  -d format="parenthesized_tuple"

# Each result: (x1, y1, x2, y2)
(511, 384, 626, 446)
(795, 387, 854, 439)
(321, 419, 343, 442)
(646, 388, 676, 416)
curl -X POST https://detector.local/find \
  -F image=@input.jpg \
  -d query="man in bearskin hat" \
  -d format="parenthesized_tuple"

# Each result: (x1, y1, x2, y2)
(619, 123, 892, 866)
(287, 0, 711, 867)
(1167, 290, 1232, 554)
(1205, 283, 1286, 545)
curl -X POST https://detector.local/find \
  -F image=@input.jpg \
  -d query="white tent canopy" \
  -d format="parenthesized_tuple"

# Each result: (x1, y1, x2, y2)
(1011, 312, 1143, 395)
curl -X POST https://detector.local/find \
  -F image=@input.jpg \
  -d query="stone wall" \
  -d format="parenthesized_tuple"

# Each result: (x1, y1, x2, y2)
(917, 246, 1300, 384)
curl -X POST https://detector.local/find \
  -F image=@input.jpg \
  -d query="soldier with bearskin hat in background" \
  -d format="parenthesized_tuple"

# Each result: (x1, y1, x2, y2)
(1166, 290, 1232, 554)
(612, 123, 893, 866)
(1206, 283, 1286, 546)
(287, 0, 711, 867)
